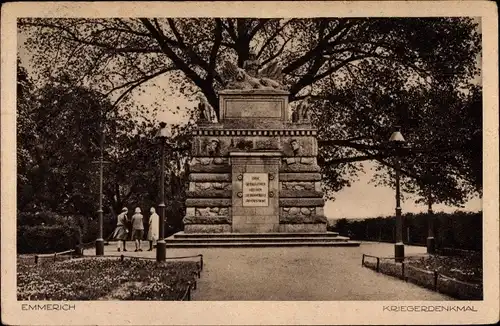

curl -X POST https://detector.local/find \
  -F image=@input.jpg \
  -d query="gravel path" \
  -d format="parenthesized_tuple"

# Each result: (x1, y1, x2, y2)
(88, 241, 452, 301)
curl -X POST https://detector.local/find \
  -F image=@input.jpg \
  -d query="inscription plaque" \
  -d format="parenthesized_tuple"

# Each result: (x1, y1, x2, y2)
(225, 99, 283, 118)
(242, 173, 269, 207)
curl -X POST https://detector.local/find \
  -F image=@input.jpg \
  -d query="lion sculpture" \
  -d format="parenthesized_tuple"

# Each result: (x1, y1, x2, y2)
(221, 54, 286, 91)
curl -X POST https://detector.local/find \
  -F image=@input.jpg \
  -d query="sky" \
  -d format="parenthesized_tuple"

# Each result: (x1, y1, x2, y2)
(17, 23, 482, 220)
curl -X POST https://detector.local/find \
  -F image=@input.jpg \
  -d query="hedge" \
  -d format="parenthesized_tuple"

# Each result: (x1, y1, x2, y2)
(17, 224, 81, 254)
(332, 211, 482, 251)
(17, 211, 102, 254)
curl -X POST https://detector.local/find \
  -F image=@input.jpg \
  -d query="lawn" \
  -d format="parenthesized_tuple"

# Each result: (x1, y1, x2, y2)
(17, 256, 200, 300)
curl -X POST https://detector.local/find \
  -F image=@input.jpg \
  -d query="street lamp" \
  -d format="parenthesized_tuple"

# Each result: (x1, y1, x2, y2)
(425, 160, 439, 254)
(156, 122, 170, 262)
(92, 123, 110, 256)
(389, 126, 405, 263)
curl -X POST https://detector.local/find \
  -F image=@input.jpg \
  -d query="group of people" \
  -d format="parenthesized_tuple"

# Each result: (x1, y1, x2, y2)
(111, 206, 160, 252)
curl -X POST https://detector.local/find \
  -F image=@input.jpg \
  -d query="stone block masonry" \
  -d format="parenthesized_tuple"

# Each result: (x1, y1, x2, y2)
(184, 88, 327, 233)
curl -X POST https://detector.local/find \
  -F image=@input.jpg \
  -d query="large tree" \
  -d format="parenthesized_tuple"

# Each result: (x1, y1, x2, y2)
(19, 18, 482, 202)
(315, 67, 482, 205)
(17, 61, 191, 232)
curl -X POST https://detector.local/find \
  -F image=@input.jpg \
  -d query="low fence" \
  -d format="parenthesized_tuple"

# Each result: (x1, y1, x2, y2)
(361, 254, 482, 300)
(23, 249, 204, 301)
(33, 249, 78, 264)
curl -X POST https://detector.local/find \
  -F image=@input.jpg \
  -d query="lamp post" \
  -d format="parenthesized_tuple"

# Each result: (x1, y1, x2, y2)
(96, 139, 105, 256)
(425, 160, 439, 254)
(156, 122, 170, 262)
(92, 124, 110, 256)
(389, 126, 405, 263)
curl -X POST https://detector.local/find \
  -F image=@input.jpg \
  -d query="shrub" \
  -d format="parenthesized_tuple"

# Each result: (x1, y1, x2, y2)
(17, 224, 81, 254)
(338, 211, 482, 251)
(16, 210, 102, 253)
(82, 219, 99, 244)
(17, 211, 68, 227)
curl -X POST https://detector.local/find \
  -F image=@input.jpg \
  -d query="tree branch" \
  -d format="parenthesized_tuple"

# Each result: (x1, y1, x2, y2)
(288, 55, 326, 97)
(223, 19, 238, 41)
(108, 67, 174, 109)
(256, 19, 294, 58)
(260, 36, 292, 67)
(139, 18, 209, 92)
(248, 19, 272, 39)
(324, 153, 388, 165)
(23, 21, 163, 55)
(312, 55, 367, 84)
(207, 19, 223, 84)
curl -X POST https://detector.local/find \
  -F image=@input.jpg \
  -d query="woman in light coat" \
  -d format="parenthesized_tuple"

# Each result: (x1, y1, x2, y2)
(147, 207, 159, 251)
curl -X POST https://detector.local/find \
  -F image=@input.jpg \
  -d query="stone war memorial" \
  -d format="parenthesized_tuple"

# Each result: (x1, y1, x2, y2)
(168, 58, 359, 246)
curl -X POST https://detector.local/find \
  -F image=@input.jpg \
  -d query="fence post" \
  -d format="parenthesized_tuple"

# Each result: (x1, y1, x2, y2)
(120, 255, 124, 262)
(434, 271, 438, 291)
(362, 254, 365, 267)
(200, 255, 203, 271)
(187, 286, 191, 301)
(35, 255, 38, 265)
(401, 262, 405, 281)
(376, 257, 380, 272)
(54, 253, 57, 262)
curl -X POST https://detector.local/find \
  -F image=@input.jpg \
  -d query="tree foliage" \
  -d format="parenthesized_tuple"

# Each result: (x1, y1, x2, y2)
(17, 61, 191, 232)
(19, 17, 482, 204)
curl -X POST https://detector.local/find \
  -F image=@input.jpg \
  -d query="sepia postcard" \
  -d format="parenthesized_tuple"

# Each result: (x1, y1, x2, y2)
(1, 1, 499, 325)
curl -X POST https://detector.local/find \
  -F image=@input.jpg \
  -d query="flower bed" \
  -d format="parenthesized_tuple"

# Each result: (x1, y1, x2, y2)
(405, 254, 482, 284)
(406, 255, 482, 300)
(361, 253, 483, 300)
(17, 257, 199, 300)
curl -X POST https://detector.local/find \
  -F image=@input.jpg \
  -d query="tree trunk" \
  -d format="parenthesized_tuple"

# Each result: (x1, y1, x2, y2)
(236, 42, 250, 67)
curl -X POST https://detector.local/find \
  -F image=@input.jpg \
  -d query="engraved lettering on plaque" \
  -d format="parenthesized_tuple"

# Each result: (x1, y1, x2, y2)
(242, 173, 269, 207)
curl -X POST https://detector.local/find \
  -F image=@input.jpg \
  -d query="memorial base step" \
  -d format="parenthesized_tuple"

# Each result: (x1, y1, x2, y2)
(165, 232, 361, 248)
(174, 231, 340, 238)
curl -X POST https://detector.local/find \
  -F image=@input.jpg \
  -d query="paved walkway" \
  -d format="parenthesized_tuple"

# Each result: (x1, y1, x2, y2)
(86, 241, 451, 301)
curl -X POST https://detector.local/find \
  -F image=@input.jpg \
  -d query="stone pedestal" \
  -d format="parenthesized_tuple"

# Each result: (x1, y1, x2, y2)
(184, 89, 326, 233)
(219, 89, 289, 129)
(230, 152, 281, 233)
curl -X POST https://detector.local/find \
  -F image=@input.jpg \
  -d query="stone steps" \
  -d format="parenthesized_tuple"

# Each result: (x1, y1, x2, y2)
(173, 231, 340, 238)
(164, 241, 361, 248)
(165, 232, 361, 248)
(167, 237, 350, 243)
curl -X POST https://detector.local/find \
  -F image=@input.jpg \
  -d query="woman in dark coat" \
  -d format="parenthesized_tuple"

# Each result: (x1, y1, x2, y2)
(111, 207, 129, 251)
